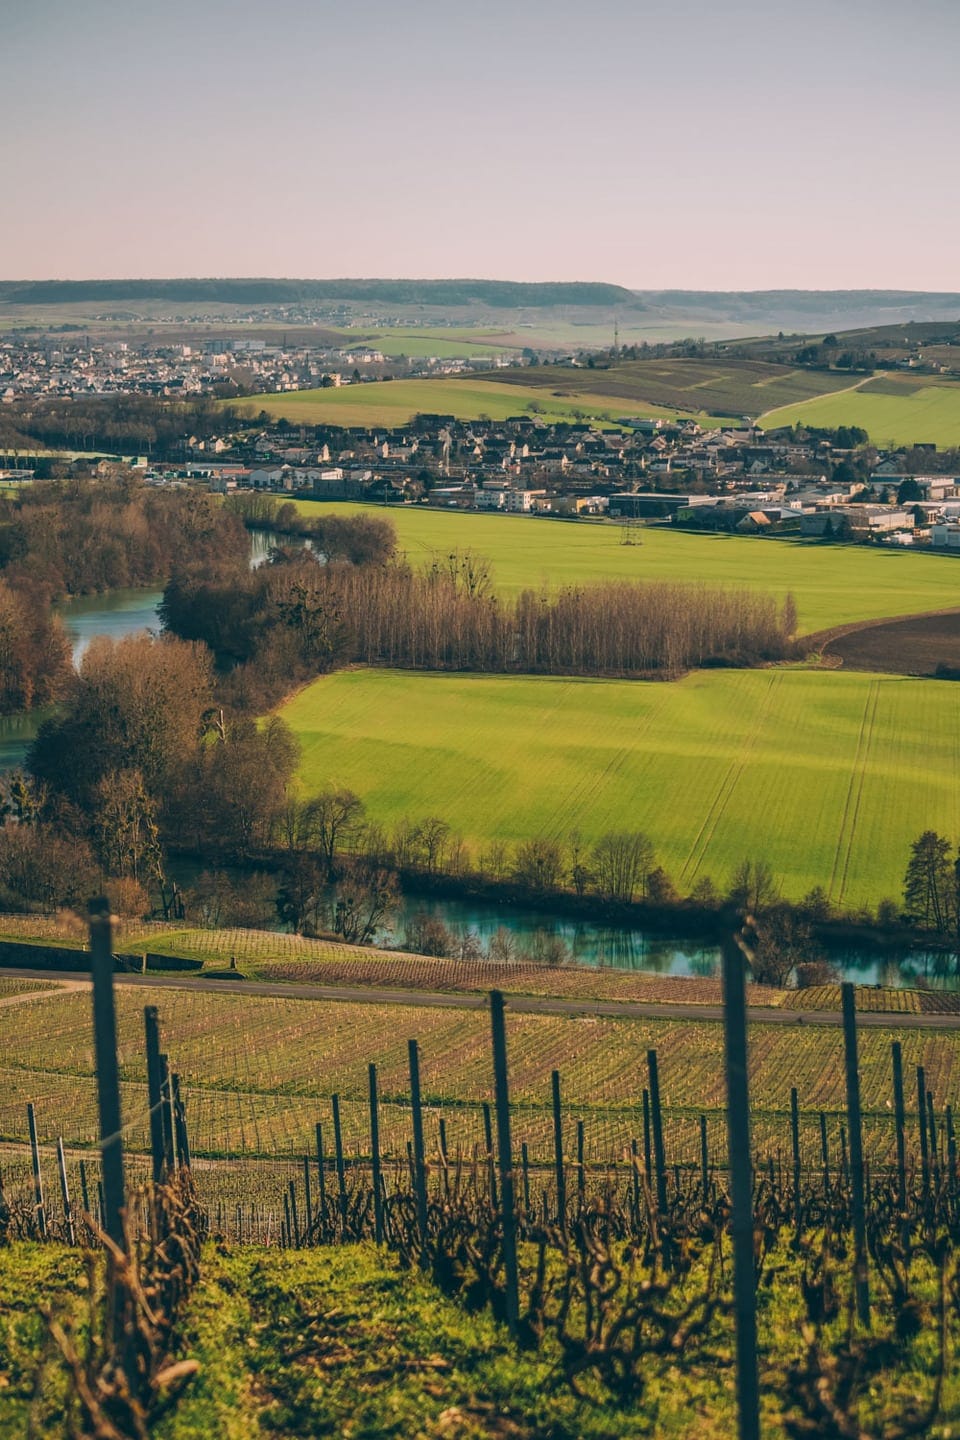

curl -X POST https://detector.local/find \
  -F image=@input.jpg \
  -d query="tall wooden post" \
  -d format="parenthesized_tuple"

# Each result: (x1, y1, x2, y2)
(646, 1050, 668, 1214)
(144, 1006, 165, 1183)
(172, 1074, 190, 1169)
(89, 899, 126, 1254)
(27, 1103, 46, 1239)
(551, 1069, 566, 1226)
(408, 1040, 429, 1260)
(789, 1087, 801, 1217)
(722, 933, 760, 1440)
(315, 1123, 327, 1239)
(700, 1114, 710, 1202)
(489, 991, 519, 1336)
(331, 1093, 348, 1233)
(917, 1065, 930, 1196)
(891, 1041, 906, 1210)
(369, 1063, 384, 1244)
(482, 1101, 497, 1208)
(841, 982, 870, 1326)
(57, 1138, 75, 1246)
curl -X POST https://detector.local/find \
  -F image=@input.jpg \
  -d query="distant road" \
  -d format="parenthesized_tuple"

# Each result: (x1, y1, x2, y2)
(8, 967, 960, 1031)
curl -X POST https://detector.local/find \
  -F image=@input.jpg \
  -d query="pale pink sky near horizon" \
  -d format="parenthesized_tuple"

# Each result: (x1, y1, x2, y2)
(4, 0, 958, 290)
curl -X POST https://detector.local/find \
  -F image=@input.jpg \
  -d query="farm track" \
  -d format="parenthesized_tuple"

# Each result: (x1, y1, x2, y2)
(0, 981, 81, 1008)
(7, 966, 960, 1031)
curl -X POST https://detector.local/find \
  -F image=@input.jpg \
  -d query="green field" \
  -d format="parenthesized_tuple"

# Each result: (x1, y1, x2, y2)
(330, 325, 523, 359)
(292, 501, 960, 633)
(241, 357, 960, 443)
(760, 376, 960, 447)
(237, 378, 733, 429)
(281, 666, 960, 909)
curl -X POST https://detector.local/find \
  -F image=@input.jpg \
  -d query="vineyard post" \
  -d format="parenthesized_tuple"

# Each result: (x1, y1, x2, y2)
(302, 1155, 312, 1233)
(482, 1101, 498, 1207)
(521, 1141, 531, 1217)
(642, 1088, 652, 1183)
(407, 1040, 429, 1261)
(700, 1115, 709, 1202)
(288, 1179, 300, 1248)
(927, 1092, 941, 1188)
(947, 1105, 957, 1188)
(721, 930, 760, 1440)
(489, 991, 520, 1337)
(841, 982, 870, 1327)
(646, 1050, 668, 1215)
(631, 1137, 641, 1219)
(315, 1123, 327, 1239)
(56, 1137, 75, 1246)
(577, 1119, 585, 1204)
(332, 1093, 349, 1234)
(892, 1041, 906, 1210)
(368, 1063, 384, 1244)
(172, 1074, 190, 1169)
(438, 1115, 449, 1197)
(88, 898, 126, 1255)
(79, 1158, 90, 1219)
(819, 1111, 829, 1195)
(917, 1066, 930, 1196)
(144, 1006, 166, 1183)
(789, 1088, 801, 1218)
(551, 1069, 566, 1226)
(26, 1103, 46, 1239)
(159, 1053, 176, 1172)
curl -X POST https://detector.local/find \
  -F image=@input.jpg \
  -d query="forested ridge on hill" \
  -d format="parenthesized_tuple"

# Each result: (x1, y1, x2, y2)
(0, 278, 639, 309)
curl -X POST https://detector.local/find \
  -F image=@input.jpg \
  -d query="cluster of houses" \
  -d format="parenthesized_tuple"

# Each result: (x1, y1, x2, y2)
(5, 395, 960, 551)
(172, 413, 960, 548)
(0, 332, 509, 404)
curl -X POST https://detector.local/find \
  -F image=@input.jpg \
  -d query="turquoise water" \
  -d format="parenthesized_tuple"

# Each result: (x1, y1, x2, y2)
(0, 587, 163, 770)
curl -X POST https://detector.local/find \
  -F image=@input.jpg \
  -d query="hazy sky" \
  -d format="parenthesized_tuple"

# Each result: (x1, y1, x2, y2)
(4, 0, 958, 288)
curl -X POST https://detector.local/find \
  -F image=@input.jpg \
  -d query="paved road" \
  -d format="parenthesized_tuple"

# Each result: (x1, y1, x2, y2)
(6, 966, 960, 1031)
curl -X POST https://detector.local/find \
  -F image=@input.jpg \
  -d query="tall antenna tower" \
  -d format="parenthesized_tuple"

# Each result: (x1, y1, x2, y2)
(613, 316, 619, 355)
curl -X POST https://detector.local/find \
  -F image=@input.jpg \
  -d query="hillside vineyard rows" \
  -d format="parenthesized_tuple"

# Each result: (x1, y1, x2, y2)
(6, 983, 960, 1175)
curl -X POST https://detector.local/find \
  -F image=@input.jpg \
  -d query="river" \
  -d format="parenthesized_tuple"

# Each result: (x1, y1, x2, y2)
(0, 526, 283, 771)
(0, 541, 955, 987)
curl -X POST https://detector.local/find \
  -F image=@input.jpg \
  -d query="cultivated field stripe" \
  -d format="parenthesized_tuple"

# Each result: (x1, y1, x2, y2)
(829, 678, 881, 905)
(679, 673, 781, 882)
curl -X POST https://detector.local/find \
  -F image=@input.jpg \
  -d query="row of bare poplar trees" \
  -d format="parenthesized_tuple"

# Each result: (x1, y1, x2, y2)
(323, 562, 796, 675)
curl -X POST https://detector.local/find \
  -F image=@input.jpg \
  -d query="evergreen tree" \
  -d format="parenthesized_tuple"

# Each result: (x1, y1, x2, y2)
(903, 831, 954, 932)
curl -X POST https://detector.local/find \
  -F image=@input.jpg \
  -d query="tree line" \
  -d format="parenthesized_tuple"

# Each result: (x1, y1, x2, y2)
(0, 475, 248, 600)
(162, 544, 797, 693)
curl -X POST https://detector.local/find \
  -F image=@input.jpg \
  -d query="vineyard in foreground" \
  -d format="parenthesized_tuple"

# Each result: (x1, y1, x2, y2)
(8, 959, 960, 1438)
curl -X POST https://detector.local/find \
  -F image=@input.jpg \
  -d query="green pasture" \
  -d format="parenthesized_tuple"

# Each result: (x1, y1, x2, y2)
(332, 326, 522, 359)
(760, 378, 960, 447)
(292, 500, 960, 632)
(235, 378, 727, 429)
(281, 666, 960, 909)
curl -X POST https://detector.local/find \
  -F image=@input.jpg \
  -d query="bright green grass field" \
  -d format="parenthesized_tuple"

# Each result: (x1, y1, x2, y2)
(760, 380, 960, 448)
(237, 378, 733, 429)
(331, 325, 523, 359)
(293, 501, 960, 633)
(281, 667, 960, 909)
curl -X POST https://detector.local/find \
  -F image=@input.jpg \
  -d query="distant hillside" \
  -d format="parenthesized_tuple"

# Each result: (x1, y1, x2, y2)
(633, 290, 960, 334)
(0, 278, 640, 309)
